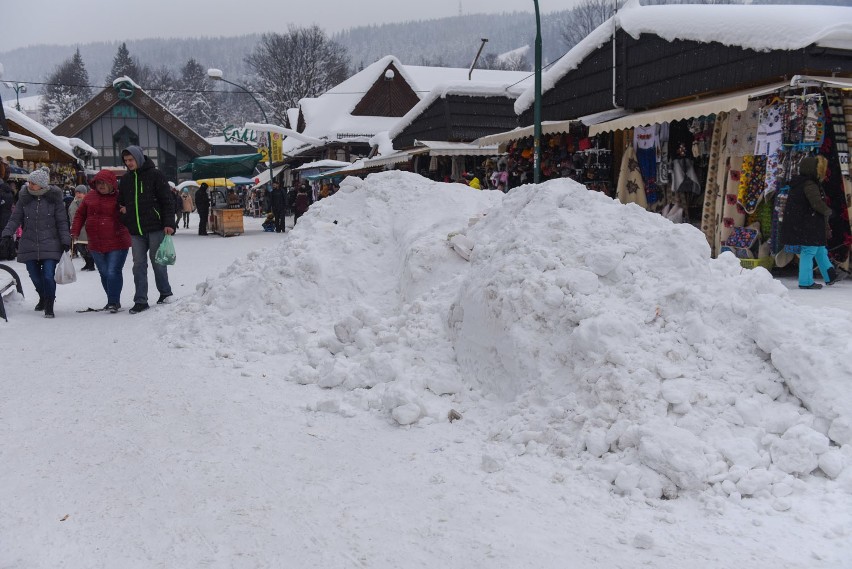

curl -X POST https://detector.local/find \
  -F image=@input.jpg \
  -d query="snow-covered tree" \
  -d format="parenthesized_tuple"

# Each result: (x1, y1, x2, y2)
(245, 25, 349, 125)
(106, 42, 140, 83)
(40, 48, 92, 128)
(177, 58, 219, 137)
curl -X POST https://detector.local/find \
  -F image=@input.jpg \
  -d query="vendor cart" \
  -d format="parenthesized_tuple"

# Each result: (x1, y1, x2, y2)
(210, 187, 244, 237)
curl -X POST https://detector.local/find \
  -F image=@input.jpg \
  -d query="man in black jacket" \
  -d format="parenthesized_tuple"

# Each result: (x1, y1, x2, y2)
(195, 183, 210, 235)
(118, 145, 175, 314)
(269, 181, 286, 233)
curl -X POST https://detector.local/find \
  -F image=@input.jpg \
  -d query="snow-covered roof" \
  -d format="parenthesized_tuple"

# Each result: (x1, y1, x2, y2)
(3, 104, 98, 159)
(515, 1, 852, 114)
(282, 55, 534, 157)
(294, 159, 352, 171)
(388, 82, 523, 142)
(286, 108, 300, 130)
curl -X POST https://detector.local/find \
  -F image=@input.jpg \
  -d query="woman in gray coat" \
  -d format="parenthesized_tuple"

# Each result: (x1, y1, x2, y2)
(0, 168, 71, 317)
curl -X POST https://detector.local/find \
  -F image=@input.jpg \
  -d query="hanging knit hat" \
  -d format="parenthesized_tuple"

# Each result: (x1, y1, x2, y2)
(26, 168, 50, 189)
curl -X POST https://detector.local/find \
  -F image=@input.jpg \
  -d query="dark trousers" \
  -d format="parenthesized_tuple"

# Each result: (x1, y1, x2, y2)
(198, 210, 208, 235)
(294, 211, 303, 225)
(273, 209, 285, 233)
(25, 259, 58, 300)
(182, 212, 190, 228)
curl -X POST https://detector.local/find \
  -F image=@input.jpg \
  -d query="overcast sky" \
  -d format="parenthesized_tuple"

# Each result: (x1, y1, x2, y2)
(3, 0, 572, 51)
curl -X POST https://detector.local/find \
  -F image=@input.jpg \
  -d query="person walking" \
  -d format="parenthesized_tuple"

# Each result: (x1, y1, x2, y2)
(170, 182, 182, 233)
(180, 189, 193, 229)
(293, 184, 310, 226)
(0, 167, 71, 318)
(117, 145, 175, 314)
(269, 181, 286, 233)
(68, 185, 96, 271)
(0, 162, 14, 232)
(71, 170, 131, 312)
(195, 183, 210, 235)
(781, 155, 846, 289)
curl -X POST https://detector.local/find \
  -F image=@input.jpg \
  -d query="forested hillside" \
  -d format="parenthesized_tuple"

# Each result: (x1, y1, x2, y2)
(0, 11, 569, 98)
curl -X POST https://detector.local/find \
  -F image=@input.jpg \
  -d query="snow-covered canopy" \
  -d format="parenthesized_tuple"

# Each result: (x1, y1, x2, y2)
(294, 159, 351, 171)
(515, 1, 852, 114)
(2, 104, 98, 159)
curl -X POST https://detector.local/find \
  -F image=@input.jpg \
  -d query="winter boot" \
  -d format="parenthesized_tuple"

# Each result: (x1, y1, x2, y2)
(43, 298, 55, 318)
(34, 295, 45, 311)
(826, 267, 848, 286)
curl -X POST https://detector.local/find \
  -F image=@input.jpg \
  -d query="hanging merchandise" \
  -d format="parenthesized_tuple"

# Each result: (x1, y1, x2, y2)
(701, 112, 728, 250)
(728, 101, 761, 157)
(672, 158, 701, 195)
(824, 89, 849, 177)
(737, 154, 768, 214)
(616, 145, 648, 209)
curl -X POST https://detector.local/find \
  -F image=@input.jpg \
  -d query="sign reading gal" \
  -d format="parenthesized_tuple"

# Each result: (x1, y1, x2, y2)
(223, 125, 258, 143)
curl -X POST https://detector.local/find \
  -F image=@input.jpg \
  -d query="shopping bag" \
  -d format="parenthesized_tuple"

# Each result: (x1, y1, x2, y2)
(154, 235, 176, 265)
(55, 252, 77, 285)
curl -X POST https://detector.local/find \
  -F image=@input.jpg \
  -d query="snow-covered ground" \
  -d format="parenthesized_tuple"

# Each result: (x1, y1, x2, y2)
(1, 172, 851, 569)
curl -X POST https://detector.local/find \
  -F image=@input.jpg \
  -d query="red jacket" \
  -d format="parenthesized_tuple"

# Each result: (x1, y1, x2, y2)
(71, 190, 131, 253)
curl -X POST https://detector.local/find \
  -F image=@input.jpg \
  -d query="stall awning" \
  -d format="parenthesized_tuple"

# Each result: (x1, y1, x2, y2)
(588, 81, 789, 136)
(413, 140, 499, 156)
(180, 153, 264, 179)
(250, 165, 287, 189)
(0, 139, 49, 161)
(363, 150, 415, 168)
(474, 109, 629, 146)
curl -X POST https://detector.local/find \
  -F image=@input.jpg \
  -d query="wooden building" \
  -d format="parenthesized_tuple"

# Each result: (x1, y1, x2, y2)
(53, 77, 212, 181)
(514, 3, 852, 126)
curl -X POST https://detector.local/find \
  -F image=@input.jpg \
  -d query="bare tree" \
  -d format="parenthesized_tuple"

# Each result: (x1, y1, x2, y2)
(245, 25, 349, 126)
(559, 0, 620, 50)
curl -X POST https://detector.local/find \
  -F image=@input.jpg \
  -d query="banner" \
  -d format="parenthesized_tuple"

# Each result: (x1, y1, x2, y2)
(271, 132, 283, 162)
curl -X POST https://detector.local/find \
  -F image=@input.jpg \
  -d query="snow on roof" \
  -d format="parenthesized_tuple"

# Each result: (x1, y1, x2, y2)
(498, 45, 531, 63)
(515, 2, 852, 114)
(387, 82, 521, 143)
(283, 55, 534, 157)
(286, 108, 300, 129)
(3, 103, 98, 159)
(294, 159, 352, 171)
(112, 76, 142, 89)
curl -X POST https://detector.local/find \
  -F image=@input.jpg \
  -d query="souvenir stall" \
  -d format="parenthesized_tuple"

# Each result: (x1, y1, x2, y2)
(589, 79, 852, 269)
(702, 83, 852, 269)
(501, 129, 614, 194)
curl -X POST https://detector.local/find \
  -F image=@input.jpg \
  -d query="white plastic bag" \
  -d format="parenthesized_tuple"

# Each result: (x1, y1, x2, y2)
(55, 252, 77, 285)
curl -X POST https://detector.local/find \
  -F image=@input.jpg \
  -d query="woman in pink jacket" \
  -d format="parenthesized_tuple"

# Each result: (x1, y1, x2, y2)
(71, 170, 132, 313)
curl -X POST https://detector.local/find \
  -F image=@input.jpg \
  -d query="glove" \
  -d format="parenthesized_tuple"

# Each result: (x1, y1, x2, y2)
(62, 244, 71, 253)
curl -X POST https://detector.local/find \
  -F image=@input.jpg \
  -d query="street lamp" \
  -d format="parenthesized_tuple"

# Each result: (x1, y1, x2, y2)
(532, 0, 542, 184)
(207, 68, 274, 198)
(3, 82, 27, 111)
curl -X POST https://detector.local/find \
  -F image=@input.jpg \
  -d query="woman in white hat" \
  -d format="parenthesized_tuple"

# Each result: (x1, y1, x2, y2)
(0, 167, 72, 317)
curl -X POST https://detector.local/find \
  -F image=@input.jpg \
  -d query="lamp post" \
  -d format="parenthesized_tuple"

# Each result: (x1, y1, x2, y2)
(3, 82, 27, 111)
(207, 68, 273, 197)
(532, 0, 542, 184)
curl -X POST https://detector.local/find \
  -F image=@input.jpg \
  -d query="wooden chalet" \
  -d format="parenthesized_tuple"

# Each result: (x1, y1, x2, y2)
(53, 77, 212, 181)
(392, 88, 522, 149)
(515, 3, 852, 126)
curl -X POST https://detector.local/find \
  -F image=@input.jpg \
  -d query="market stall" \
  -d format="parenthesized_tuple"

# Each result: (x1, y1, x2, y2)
(179, 154, 263, 237)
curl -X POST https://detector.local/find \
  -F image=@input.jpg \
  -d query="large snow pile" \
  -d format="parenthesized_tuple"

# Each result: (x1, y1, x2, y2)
(166, 171, 852, 503)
